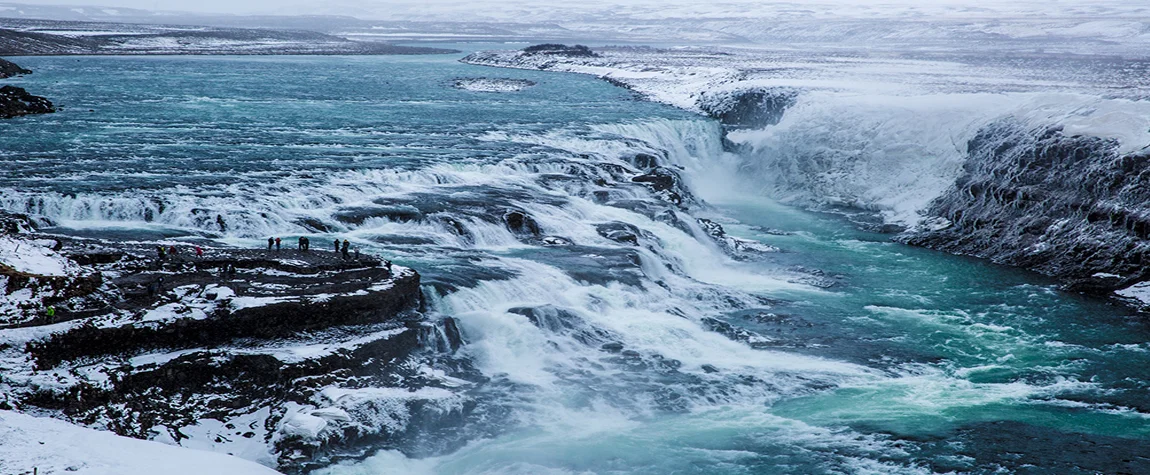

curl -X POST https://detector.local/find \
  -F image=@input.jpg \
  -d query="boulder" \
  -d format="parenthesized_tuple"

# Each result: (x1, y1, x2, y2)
(0, 85, 55, 119)
(0, 58, 31, 78)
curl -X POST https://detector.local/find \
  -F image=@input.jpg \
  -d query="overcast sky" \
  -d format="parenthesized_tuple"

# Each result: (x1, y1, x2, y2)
(12, 0, 1146, 20)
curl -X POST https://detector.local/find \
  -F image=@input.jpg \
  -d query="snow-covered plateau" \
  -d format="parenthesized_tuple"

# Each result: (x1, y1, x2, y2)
(463, 41, 1150, 294)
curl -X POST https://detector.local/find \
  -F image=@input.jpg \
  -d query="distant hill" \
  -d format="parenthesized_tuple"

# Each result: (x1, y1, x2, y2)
(0, 17, 458, 55)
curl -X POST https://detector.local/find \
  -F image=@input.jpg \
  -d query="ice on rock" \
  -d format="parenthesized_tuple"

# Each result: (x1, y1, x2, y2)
(282, 411, 329, 439)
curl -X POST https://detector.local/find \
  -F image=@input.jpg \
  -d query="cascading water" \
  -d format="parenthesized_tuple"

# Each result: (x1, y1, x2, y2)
(4, 52, 1150, 474)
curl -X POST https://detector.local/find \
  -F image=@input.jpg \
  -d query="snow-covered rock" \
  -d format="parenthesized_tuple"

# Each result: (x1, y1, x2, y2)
(0, 235, 477, 473)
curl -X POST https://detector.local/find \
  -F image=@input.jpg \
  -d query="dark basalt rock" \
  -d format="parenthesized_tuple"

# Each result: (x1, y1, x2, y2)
(0, 58, 31, 78)
(596, 222, 647, 246)
(698, 87, 798, 130)
(902, 119, 1150, 298)
(0, 85, 55, 119)
(442, 316, 465, 352)
(522, 44, 598, 58)
(510, 305, 616, 346)
(631, 153, 661, 170)
(0, 232, 479, 473)
(26, 266, 421, 368)
(631, 167, 692, 207)
(504, 210, 541, 237)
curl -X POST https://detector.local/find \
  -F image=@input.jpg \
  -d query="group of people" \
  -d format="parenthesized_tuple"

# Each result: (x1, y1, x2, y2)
(157, 244, 204, 260)
(264, 236, 360, 260)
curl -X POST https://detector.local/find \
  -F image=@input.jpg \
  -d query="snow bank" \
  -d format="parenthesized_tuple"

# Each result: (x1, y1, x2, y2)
(1117, 282, 1150, 307)
(0, 235, 78, 276)
(0, 410, 281, 475)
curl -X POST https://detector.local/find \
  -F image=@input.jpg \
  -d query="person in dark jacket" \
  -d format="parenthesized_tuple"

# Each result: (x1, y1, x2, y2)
(341, 239, 350, 259)
(334, 238, 340, 253)
(216, 214, 227, 233)
(268, 237, 275, 250)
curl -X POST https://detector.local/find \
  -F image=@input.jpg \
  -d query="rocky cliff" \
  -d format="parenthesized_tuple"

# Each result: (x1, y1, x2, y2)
(902, 120, 1150, 301)
(0, 213, 475, 473)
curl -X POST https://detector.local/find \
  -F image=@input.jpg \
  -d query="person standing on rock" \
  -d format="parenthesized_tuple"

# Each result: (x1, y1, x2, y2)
(195, 246, 204, 258)
(275, 237, 282, 251)
(157, 245, 166, 261)
(334, 238, 340, 253)
(341, 239, 350, 259)
(303, 236, 309, 251)
(354, 247, 361, 260)
(268, 237, 275, 250)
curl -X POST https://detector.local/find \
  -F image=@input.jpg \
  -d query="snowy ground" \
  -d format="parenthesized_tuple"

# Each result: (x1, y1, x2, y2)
(0, 235, 78, 277)
(0, 410, 281, 475)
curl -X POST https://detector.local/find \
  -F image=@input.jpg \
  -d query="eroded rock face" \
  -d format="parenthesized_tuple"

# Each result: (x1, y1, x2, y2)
(0, 232, 478, 473)
(903, 119, 1150, 295)
(0, 85, 55, 119)
(0, 58, 31, 78)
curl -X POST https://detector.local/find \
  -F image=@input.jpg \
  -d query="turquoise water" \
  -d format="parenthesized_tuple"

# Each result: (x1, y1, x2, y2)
(3, 52, 1149, 474)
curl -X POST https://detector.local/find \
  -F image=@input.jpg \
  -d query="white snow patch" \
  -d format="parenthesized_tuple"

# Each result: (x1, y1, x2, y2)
(1117, 282, 1150, 306)
(281, 412, 328, 439)
(0, 235, 79, 277)
(0, 410, 281, 475)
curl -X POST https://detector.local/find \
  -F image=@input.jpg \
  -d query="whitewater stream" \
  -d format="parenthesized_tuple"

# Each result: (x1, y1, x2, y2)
(4, 50, 1149, 474)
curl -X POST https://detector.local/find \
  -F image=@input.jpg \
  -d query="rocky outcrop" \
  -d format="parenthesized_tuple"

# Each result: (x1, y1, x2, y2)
(0, 85, 55, 119)
(0, 58, 31, 78)
(631, 167, 694, 207)
(522, 44, 597, 57)
(0, 229, 476, 473)
(697, 88, 798, 130)
(902, 119, 1150, 298)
